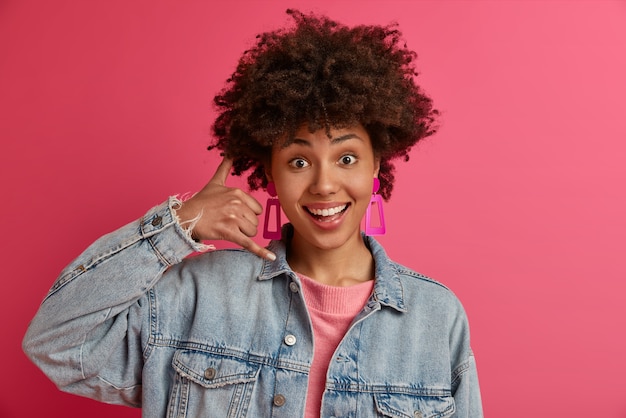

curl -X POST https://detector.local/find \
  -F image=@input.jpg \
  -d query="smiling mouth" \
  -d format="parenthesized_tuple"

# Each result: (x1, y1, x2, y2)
(305, 204, 349, 221)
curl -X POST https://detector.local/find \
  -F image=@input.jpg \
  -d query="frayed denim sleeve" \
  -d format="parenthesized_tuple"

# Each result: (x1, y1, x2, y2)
(22, 197, 208, 407)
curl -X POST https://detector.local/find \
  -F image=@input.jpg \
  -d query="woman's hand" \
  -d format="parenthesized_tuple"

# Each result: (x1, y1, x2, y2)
(176, 158, 276, 261)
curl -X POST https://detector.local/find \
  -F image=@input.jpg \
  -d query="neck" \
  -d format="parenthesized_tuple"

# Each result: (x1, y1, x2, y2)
(286, 231, 375, 287)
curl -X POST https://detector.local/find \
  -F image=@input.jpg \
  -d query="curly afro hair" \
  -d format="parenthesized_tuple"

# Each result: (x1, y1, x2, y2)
(210, 9, 438, 200)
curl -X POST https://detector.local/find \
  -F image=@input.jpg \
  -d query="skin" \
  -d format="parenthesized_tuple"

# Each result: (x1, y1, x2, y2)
(177, 124, 380, 287)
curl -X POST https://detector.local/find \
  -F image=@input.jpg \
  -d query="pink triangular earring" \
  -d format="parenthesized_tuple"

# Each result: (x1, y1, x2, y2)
(365, 178, 386, 236)
(263, 182, 282, 240)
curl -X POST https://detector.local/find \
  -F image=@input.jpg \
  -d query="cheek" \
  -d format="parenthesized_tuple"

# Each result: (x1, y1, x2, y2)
(351, 178, 375, 202)
(274, 181, 300, 207)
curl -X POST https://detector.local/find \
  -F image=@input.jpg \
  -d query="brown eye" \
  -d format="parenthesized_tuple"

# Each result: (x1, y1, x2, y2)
(289, 158, 309, 169)
(339, 155, 357, 165)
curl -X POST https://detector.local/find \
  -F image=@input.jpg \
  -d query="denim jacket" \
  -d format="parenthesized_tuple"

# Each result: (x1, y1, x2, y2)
(23, 197, 483, 417)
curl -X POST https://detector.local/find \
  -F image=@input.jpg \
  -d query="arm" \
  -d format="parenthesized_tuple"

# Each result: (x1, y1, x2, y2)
(23, 158, 274, 405)
(451, 349, 483, 417)
(22, 197, 203, 405)
(448, 297, 483, 417)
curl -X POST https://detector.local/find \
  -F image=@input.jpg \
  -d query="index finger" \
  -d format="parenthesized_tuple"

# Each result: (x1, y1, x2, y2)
(208, 157, 233, 186)
(236, 235, 277, 262)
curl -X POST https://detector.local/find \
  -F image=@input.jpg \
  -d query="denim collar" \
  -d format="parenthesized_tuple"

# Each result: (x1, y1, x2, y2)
(258, 224, 406, 313)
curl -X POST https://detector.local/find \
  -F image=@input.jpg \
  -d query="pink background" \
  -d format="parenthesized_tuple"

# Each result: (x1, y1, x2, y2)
(2, 1, 626, 416)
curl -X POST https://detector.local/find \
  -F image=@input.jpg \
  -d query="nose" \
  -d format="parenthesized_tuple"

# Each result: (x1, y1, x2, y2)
(309, 164, 338, 196)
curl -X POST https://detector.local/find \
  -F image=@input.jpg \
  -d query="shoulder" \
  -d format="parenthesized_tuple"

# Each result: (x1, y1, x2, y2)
(393, 261, 451, 292)
(180, 247, 264, 277)
(367, 235, 466, 315)
(390, 260, 467, 317)
(155, 248, 265, 293)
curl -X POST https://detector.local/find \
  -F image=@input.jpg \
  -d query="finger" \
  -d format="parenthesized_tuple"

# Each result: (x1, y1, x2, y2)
(239, 208, 259, 229)
(222, 188, 263, 217)
(225, 204, 259, 237)
(238, 192, 264, 216)
(237, 214, 259, 237)
(208, 157, 233, 186)
(237, 236, 277, 261)
(220, 192, 261, 226)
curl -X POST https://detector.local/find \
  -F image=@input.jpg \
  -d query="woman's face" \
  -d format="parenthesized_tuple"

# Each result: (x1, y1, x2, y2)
(268, 123, 380, 252)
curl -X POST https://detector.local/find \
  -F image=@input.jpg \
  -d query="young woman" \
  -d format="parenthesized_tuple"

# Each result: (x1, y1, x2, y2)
(24, 10, 483, 417)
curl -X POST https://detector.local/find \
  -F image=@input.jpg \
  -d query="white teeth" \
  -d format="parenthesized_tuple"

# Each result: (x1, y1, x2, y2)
(308, 204, 347, 217)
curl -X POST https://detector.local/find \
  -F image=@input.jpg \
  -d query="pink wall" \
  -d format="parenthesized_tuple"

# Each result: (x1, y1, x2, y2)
(2, 1, 626, 416)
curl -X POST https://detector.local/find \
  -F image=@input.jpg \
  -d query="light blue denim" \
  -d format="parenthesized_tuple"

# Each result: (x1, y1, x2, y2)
(23, 197, 483, 417)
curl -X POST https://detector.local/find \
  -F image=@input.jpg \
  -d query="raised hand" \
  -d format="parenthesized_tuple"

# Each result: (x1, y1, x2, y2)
(176, 158, 276, 261)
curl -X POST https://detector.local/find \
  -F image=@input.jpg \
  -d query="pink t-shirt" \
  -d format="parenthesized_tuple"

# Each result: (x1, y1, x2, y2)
(296, 273, 375, 418)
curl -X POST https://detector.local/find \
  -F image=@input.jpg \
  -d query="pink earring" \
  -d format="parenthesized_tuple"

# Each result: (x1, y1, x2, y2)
(263, 182, 282, 240)
(365, 178, 386, 236)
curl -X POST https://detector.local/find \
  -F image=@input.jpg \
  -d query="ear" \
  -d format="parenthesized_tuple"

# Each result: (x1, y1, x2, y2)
(264, 162, 273, 183)
(373, 156, 381, 178)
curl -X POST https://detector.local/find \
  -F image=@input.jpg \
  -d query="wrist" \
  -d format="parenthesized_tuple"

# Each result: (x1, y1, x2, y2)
(172, 195, 203, 242)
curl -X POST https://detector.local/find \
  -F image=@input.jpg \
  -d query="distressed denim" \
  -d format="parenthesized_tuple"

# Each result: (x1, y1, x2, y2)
(23, 197, 483, 417)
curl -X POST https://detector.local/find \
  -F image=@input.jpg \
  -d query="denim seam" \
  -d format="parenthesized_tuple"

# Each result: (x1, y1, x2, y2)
(149, 340, 311, 374)
(95, 375, 142, 392)
(325, 383, 452, 396)
(145, 234, 173, 268)
(395, 267, 452, 292)
(450, 356, 471, 387)
(79, 332, 87, 380)
(143, 288, 158, 362)
(44, 235, 142, 301)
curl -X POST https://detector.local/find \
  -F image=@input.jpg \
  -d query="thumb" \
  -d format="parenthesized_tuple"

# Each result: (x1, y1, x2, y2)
(208, 157, 233, 186)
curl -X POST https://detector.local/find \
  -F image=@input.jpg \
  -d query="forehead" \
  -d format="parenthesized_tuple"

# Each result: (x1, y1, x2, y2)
(278, 124, 371, 149)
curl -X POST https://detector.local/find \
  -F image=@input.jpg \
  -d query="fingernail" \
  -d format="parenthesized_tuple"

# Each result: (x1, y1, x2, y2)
(266, 252, 276, 261)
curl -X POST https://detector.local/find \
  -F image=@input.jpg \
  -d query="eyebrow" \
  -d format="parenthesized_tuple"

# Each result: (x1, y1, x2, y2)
(281, 133, 363, 149)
